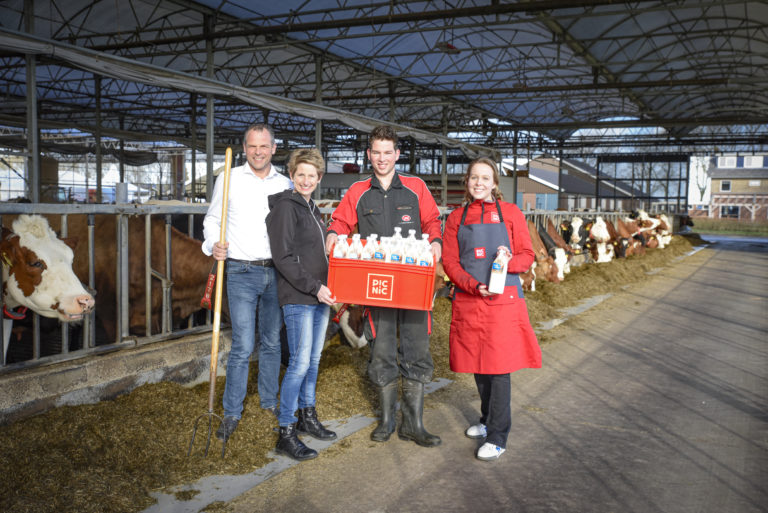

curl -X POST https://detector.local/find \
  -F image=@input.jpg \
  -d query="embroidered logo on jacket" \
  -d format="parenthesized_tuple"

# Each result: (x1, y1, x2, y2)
(491, 212, 500, 222)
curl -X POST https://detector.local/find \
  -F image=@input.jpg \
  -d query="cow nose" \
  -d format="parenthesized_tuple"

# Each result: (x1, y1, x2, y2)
(77, 294, 95, 313)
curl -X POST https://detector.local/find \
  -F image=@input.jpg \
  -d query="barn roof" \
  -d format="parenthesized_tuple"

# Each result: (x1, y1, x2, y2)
(525, 158, 644, 198)
(0, 0, 766, 159)
(709, 168, 768, 179)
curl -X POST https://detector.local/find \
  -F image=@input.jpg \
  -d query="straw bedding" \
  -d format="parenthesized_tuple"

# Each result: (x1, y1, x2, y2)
(0, 235, 701, 513)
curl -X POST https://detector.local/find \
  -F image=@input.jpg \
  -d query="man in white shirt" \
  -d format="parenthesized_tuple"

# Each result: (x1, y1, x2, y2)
(203, 123, 292, 441)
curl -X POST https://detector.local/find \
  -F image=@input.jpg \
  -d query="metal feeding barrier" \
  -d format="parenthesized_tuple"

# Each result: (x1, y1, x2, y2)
(0, 201, 211, 374)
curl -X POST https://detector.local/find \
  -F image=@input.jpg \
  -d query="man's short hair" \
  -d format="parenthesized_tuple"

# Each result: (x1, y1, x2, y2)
(243, 123, 275, 146)
(287, 148, 326, 179)
(369, 125, 399, 149)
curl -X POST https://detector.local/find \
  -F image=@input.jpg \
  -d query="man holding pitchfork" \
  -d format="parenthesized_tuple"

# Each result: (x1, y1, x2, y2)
(202, 123, 292, 442)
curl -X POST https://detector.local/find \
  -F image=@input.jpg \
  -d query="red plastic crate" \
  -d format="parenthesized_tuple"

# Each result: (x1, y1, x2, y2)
(328, 254, 437, 311)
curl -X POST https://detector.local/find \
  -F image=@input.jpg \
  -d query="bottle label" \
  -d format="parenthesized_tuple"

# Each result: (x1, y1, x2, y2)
(405, 256, 416, 264)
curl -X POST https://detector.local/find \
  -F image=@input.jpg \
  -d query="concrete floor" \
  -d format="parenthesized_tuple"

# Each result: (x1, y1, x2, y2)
(189, 236, 768, 513)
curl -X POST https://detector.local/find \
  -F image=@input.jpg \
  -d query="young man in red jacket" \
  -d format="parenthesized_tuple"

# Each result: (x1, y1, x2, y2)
(325, 125, 443, 447)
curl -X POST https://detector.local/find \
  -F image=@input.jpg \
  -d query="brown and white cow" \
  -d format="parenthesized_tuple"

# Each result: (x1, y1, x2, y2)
(629, 210, 668, 249)
(527, 219, 560, 285)
(330, 303, 368, 349)
(4, 214, 216, 343)
(519, 262, 537, 292)
(1, 215, 95, 357)
(71, 215, 215, 341)
(538, 220, 571, 281)
(559, 216, 592, 267)
(603, 218, 633, 259)
(656, 213, 672, 247)
(587, 216, 615, 263)
(618, 218, 648, 256)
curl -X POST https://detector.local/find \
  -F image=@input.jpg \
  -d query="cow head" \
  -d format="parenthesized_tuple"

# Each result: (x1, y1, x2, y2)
(331, 303, 368, 349)
(1, 215, 94, 322)
(533, 254, 559, 284)
(569, 217, 584, 246)
(613, 237, 629, 258)
(589, 217, 611, 243)
(520, 262, 536, 292)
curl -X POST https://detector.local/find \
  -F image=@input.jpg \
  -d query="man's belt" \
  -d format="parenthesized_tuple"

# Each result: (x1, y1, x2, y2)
(227, 258, 274, 267)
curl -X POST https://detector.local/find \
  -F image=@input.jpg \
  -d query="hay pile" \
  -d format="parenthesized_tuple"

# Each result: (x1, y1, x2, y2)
(0, 235, 699, 513)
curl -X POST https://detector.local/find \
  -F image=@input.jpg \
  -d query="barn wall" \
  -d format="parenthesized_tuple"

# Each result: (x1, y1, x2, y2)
(0, 330, 231, 425)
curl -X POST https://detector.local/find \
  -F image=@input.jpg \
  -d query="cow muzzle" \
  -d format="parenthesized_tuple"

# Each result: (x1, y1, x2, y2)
(56, 293, 96, 321)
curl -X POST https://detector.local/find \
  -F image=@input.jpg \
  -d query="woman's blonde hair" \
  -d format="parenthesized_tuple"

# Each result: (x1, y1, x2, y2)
(462, 157, 503, 204)
(287, 148, 326, 179)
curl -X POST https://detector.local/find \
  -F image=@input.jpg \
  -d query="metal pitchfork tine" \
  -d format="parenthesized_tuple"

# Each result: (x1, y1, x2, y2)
(188, 146, 233, 458)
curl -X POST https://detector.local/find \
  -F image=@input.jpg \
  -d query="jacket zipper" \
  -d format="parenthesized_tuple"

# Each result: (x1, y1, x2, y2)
(308, 200, 329, 264)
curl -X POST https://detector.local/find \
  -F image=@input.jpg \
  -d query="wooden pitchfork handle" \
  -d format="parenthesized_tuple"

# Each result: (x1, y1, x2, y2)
(208, 146, 232, 417)
(188, 146, 233, 458)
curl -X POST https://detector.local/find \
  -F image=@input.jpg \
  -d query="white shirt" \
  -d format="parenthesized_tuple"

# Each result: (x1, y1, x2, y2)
(202, 163, 292, 260)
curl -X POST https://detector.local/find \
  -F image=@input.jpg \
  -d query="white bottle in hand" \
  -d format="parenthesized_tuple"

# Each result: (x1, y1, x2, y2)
(487, 247, 511, 294)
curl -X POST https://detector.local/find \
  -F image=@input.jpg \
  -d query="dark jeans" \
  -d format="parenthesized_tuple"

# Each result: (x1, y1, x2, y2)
(474, 373, 511, 448)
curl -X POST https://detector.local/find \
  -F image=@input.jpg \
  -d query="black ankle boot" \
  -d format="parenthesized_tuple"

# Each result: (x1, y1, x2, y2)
(276, 424, 318, 461)
(297, 406, 337, 440)
(398, 378, 441, 447)
(371, 380, 398, 442)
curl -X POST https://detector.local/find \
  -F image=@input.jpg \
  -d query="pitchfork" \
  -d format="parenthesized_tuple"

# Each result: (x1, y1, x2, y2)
(188, 146, 232, 458)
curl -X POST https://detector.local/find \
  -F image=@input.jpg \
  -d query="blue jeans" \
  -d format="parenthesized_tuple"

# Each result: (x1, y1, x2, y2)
(278, 303, 330, 426)
(222, 261, 282, 419)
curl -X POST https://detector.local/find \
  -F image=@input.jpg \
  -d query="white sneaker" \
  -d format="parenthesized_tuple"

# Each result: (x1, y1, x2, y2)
(476, 442, 505, 461)
(464, 423, 487, 439)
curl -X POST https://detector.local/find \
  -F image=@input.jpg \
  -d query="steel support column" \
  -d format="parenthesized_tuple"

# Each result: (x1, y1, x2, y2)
(94, 74, 102, 204)
(190, 93, 197, 201)
(512, 131, 518, 207)
(557, 144, 564, 209)
(441, 107, 448, 207)
(24, 0, 39, 202)
(205, 15, 215, 200)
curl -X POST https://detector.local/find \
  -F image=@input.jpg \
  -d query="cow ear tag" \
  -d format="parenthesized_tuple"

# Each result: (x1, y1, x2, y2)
(1, 252, 11, 267)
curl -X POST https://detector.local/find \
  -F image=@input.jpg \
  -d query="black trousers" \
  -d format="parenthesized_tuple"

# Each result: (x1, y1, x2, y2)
(474, 373, 511, 448)
(365, 307, 434, 386)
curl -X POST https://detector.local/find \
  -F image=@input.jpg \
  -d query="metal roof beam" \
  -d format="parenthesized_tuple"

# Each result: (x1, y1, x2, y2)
(87, 0, 659, 51)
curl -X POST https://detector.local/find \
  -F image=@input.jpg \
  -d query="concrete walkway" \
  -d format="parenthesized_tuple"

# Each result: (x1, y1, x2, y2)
(179, 237, 768, 513)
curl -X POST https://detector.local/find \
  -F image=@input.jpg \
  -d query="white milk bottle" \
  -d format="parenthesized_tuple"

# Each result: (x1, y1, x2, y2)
(361, 234, 377, 260)
(418, 235, 434, 267)
(333, 234, 349, 259)
(373, 236, 387, 262)
(348, 233, 363, 259)
(487, 248, 510, 294)
(404, 229, 419, 265)
(389, 235, 404, 264)
(392, 226, 403, 244)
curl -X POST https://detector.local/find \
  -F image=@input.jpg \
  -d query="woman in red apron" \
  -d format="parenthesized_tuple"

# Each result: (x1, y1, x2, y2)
(442, 157, 542, 461)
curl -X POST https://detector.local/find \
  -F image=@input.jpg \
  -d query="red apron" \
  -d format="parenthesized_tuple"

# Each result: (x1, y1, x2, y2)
(449, 202, 542, 374)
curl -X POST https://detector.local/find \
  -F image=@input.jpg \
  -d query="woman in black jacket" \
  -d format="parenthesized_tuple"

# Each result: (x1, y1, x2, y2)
(266, 148, 337, 461)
